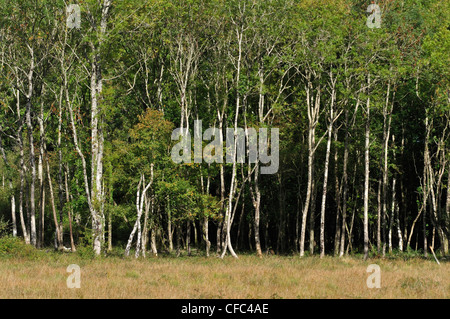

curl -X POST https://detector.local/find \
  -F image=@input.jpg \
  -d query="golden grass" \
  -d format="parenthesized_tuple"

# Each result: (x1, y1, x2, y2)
(0, 254, 448, 299)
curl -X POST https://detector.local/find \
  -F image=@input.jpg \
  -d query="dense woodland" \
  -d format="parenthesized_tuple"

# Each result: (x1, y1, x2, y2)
(0, 0, 449, 260)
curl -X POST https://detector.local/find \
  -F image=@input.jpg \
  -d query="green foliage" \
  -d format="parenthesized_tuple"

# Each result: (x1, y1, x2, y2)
(0, 216, 11, 238)
(0, 236, 41, 259)
(0, 0, 449, 257)
(75, 233, 98, 260)
(75, 244, 97, 260)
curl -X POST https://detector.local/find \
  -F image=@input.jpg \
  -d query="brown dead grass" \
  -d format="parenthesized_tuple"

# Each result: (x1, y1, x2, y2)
(0, 254, 448, 299)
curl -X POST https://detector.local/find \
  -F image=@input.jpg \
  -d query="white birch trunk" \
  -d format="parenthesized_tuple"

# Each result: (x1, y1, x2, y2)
(319, 74, 337, 258)
(25, 47, 36, 247)
(389, 174, 396, 253)
(221, 25, 244, 259)
(46, 157, 62, 249)
(125, 165, 153, 257)
(299, 81, 314, 257)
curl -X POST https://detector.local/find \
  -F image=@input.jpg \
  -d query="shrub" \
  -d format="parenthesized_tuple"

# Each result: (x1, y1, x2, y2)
(75, 244, 96, 260)
(0, 236, 41, 259)
(0, 216, 11, 238)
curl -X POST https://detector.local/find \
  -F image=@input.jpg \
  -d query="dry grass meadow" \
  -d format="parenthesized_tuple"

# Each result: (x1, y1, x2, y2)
(0, 250, 448, 299)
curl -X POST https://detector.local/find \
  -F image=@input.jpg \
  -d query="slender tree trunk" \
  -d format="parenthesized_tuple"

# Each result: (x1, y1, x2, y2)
(26, 178, 30, 238)
(65, 168, 76, 252)
(395, 197, 403, 251)
(295, 176, 302, 253)
(204, 215, 210, 257)
(11, 187, 17, 237)
(18, 125, 30, 244)
(57, 88, 65, 251)
(363, 79, 371, 261)
(427, 158, 446, 256)
(157, 63, 164, 110)
(300, 124, 314, 257)
(389, 172, 397, 253)
(167, 196, 173, 253)
(236, 198, 245, 250)
(319, 84, 335, 258)
(423, 204, 428, 257)
(176, 224, 181, 257)
(381, 83, 393, 257)
(125, 168, 153, 257)
(88, 0, 112, 256)
(217, 163, 225, 254)
(346, 176, 358, 256)
(407, 204, 423, 250)
(46, 157, 62, 249)
(309, 148, 316, 255)
(194, 221, 198, 248)
(431, 227, 436, 251)
(40, 186, 45, 248)
(376, 178, 382, 253)
(26, 97, 37, 247)
(254, 190, 262, 257)
(125, 177, 143, 257)
(248, 220, 253, 251)
(423, 115, 430, 258)
(339, 110, 350, 257)
(125, 174, 153, 258)
(151, 204, 158, 257)
(90, 59, 103, 255)
(107, 204, 113, 253)
(142, 194, 150, 257)
(201, 167, 211, 257)
(399, 126, 408, 246)
(221, 172, 238, 258)
(333, 129, 341, 256)
(253, 67, 265, 258)
(37, 102, 45, 248)
(221, 26, 243, 260)
(319, 117, 333, 258)
(249, 155, 262, 257)
(186, 220, 191, 256)
(391, 135, 403, 252)
(135, 208, 142, 258)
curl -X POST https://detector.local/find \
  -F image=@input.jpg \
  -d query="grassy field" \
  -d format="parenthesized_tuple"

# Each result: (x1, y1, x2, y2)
(0, 245, 448, 299)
